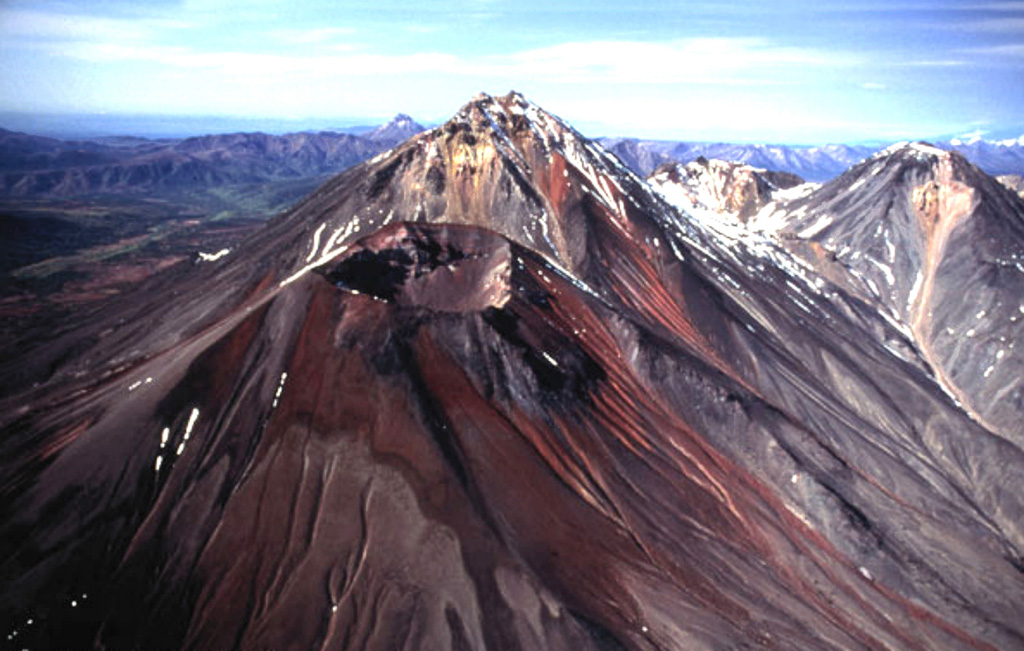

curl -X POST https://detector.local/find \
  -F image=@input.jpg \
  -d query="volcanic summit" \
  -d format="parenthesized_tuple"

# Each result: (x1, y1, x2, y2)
(1, 92, 1023, 650)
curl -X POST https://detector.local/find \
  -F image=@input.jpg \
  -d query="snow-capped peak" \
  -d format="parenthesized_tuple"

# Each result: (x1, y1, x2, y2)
(388, 113, 415, 127)
(947, 131, 1024, 148)
(995, 135, 1024, 147)
(366, 113, 425, 142)
(872, 140, 951, 163)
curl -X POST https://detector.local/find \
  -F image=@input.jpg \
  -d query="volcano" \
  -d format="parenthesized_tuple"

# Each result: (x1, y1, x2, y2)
(2, 92, 1023, 650)
(750, 142, 1024, 441)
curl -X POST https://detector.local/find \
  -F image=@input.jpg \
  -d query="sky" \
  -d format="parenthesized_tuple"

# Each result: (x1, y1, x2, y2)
(0, 0, 1022, 143)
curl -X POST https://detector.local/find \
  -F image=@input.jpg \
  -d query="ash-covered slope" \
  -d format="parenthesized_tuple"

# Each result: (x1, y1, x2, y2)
(2, 93, 1023, 651)
(768, 142, 1024, 440)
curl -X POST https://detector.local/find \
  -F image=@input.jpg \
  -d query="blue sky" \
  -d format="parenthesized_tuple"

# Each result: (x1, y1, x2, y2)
(1, 0, 1022, 143)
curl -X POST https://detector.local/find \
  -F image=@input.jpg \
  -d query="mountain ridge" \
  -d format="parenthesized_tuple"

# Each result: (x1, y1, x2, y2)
(599, 135, 1024, 181)
(653, 140, 1024, 442)
(2, 92, 1023, 650)
(4, 120, 1023, 202)
(0, 124, 423, 197)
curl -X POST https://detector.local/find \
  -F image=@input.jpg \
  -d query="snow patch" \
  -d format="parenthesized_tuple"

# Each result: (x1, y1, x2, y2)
(772, 182, 819, 202)
(909, 142, 947, 157)
(272, 372, 288, 409)
(907, 272, 924, 310)
(198, 248, 231, 262)
(797, 214, 834, 239)
(867, 257, 896, 286)
(306, 223, 327, 262)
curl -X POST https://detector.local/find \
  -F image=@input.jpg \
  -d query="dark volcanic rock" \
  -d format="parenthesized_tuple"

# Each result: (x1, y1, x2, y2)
(1, 94, 1023, 650)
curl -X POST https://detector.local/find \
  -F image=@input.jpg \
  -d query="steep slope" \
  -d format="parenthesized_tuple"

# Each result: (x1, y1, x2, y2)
(768, 142, 1024, 440)
(2, 93, 1023, 650)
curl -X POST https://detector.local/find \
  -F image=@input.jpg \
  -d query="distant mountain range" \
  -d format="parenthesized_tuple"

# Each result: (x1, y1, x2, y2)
(0, 112, 396, 140)
(0, 114, 426, 198)
(600, 138, 880, 181)
(599, 135, 1024, 181)
(3, 116, 1022, 202)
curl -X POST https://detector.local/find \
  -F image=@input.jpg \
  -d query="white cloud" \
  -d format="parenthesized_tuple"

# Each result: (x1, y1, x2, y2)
(0, 8, 193, 42)
(405, 25, 443, 34)
(545, 90, 916, 142)
(840, 1, 1024, 11)
(975, 2, 1024, 11)
(269, 27, 356, 45)
(958, 128, 987, 140)
(476, 38, 854, 85)
(861, 82, 887, 90)
(962, 17, 1024, 32)
(965, 43, 1024, 56)
(39, 35, 858, 87)
(898, 59, 967, 67)
(48, 40, 460, 78)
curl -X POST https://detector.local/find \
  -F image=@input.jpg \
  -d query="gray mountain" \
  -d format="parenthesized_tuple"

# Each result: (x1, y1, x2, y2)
(364, 113, 426, 144)
(602, 136, 1024, 183)
(653, 141, 1024, 443)
(947, 135, 1024, 176)
(0, 113, 426, 199)
(598, 137, 880, 180)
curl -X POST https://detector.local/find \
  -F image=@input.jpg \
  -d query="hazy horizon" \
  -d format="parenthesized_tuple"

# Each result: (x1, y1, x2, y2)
(0, 106, 905, 145)
(2, 0, 1023, 144)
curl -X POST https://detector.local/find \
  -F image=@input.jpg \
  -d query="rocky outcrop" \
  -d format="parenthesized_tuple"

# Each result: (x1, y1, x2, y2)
(648, 157, 803, 222)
